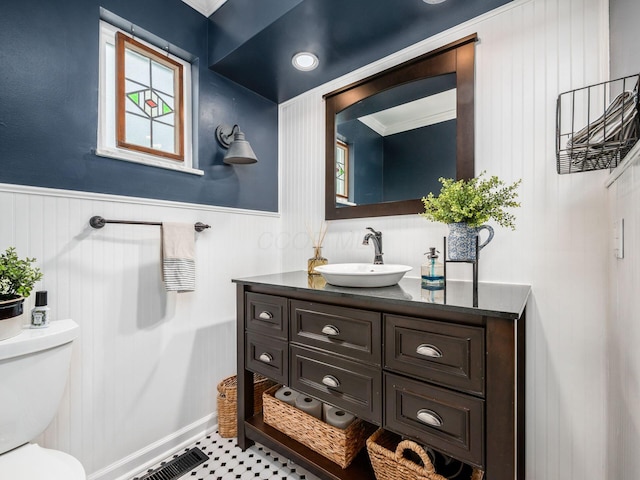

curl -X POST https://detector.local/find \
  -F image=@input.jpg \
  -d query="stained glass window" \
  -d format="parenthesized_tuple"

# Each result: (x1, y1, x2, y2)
(336, 140, 349, 198)
(116, 33, 184, 162)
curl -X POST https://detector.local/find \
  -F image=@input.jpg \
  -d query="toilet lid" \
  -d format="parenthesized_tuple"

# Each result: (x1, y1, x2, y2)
(0, 443, 85, 479)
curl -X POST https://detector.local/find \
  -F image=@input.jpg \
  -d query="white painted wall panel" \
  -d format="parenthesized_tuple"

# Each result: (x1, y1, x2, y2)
(279, 0, 610, 478)
(610, 0, 640, 79)
(608, 2, 640, 475)
(607, 148, 640, 480)
(0, 184, 281, 479)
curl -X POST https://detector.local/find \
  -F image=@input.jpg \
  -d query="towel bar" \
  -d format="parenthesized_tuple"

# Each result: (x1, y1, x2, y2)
(89, 216, 210, 232)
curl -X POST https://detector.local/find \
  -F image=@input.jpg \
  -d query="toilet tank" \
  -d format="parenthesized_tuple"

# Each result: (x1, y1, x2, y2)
(0, 319, 79, 455)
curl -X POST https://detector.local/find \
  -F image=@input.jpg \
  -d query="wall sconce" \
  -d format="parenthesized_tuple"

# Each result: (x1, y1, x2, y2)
(215, 124, 258, 164)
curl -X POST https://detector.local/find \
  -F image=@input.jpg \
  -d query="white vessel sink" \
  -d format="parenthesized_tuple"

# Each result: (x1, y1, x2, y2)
(314, 263, 412, 288)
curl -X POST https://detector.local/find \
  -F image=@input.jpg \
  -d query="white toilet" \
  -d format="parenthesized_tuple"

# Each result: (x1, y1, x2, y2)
(0, 319, 86, 479)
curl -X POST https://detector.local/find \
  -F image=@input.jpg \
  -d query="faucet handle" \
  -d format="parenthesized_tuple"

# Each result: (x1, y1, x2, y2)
(366, 227, 381, 236)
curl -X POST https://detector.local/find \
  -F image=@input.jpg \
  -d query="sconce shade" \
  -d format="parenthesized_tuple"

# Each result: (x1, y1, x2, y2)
(215, 124, 258, 164)
(224, 130, 258, 164)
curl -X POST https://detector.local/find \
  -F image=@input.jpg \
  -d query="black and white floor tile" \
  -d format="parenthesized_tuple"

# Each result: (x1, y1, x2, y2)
(132, 430, 321, 480)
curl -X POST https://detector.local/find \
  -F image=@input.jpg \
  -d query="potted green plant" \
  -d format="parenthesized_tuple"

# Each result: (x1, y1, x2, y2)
(0, 247, 43, 340)
(420, 172, 521, 261)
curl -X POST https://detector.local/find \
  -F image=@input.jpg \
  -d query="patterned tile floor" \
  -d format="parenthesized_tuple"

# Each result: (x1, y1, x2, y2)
(132, 430, 322, 480)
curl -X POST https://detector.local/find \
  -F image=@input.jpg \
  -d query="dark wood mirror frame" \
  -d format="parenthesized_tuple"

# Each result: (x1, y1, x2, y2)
(324, 34, 477, 220)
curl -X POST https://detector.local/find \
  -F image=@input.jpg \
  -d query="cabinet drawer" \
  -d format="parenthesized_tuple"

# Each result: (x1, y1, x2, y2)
(290, 345, 382, 424)
(384, 373, 484, 468)
(384, 314, 485, 395)
(245, 293, 288, 340)
(245, 332, 288, 384)
(290, 300, 381, 365)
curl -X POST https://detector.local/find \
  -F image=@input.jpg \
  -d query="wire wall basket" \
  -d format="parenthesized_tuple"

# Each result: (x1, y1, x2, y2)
(556, 74, 640, 174)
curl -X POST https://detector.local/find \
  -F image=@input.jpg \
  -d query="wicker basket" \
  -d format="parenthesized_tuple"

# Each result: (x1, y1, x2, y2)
(217, 373, 275, 438)
(262, 384, 375, 468)
(366, 429, 484, 480)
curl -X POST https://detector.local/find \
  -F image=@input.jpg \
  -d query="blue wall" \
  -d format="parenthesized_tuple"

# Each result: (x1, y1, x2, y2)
(383, 120, 457, 201)
(0, 0, 278, 212)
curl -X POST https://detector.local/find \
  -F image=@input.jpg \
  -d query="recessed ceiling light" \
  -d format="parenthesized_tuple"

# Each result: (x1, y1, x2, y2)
(423, 0, 447, 3)
(292, 52, 319, 71)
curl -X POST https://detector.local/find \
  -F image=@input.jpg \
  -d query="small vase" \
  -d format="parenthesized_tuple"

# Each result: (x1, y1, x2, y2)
(308, 274, 327, 289)
(447, 222, 495, 261)
(308, 246, 328, 275)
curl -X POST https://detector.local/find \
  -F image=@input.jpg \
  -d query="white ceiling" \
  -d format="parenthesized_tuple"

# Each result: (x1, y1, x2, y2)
(182, 0, 226, 17)
(357, 89, 457, 137)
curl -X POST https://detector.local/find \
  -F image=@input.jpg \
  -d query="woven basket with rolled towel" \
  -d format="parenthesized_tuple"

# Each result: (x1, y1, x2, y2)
(366, 429, 484, 480)
(262, 384, 375, 468)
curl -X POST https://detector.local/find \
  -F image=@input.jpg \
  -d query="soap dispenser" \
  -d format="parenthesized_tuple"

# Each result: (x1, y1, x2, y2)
(421, 247, 444, 290)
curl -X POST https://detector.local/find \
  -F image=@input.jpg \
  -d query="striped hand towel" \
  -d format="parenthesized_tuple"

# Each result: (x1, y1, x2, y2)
(162, 222, 195, 292)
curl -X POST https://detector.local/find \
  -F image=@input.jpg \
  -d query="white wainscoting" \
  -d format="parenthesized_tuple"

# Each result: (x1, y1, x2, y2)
(0, 183, 281, 479)
(279, 0, 611, 478)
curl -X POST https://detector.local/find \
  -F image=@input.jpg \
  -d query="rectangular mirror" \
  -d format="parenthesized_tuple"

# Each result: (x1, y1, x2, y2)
(324, 34, 477, 220)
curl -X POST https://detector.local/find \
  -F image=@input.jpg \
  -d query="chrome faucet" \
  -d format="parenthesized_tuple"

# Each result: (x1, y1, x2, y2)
(363, 227, 384, 264)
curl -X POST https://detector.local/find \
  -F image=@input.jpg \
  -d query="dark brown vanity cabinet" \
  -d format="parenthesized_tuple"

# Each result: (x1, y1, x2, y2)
(234, 272, 529, 480)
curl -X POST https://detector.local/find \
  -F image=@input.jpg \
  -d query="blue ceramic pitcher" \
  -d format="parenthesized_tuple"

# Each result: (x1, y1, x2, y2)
(447, 222, 494, 261)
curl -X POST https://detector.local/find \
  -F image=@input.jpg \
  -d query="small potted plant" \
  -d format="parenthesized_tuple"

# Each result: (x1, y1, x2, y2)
(420, 172, 521, 261)
(0, 247, 43, 340)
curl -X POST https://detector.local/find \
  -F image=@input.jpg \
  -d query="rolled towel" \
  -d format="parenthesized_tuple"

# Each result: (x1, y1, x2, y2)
(275, 386, 299, 406)
(324, 407, 355, 429)
(294, 395, 322, 419)
(322, 402, 333, 421)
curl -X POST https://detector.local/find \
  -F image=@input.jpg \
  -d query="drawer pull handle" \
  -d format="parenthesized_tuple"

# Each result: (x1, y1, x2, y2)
(322, 375, 341, 388)
(416, 344, 443, 358)
(258, 311, 274, 320)
(258, 353, 273, 363)
(417, 409, 444, 427)
(321, 325, 340, 336)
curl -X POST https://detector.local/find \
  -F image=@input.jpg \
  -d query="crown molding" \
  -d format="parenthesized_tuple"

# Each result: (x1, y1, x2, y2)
(182, 0, 227, 17)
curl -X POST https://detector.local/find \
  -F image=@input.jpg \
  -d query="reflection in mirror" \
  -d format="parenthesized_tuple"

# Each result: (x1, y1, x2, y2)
(336, 73, 457, 207)
(324, 34, 477, 220)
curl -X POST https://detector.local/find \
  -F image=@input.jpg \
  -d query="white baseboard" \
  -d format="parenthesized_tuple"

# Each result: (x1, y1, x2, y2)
(88, 413, 218, 480)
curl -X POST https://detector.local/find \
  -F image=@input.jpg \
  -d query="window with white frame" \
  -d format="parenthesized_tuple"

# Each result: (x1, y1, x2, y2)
(97, 21, 202, 175)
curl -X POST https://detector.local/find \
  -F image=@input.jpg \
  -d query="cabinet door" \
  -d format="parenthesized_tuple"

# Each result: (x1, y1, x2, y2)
(384, 314, 485, 395)
(245, 293, 288, 340)
(290, 300, 381, 365)
(290, 345, 382, 424)
(384, 373, 484, 468)
(245, 332, 288, 384)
